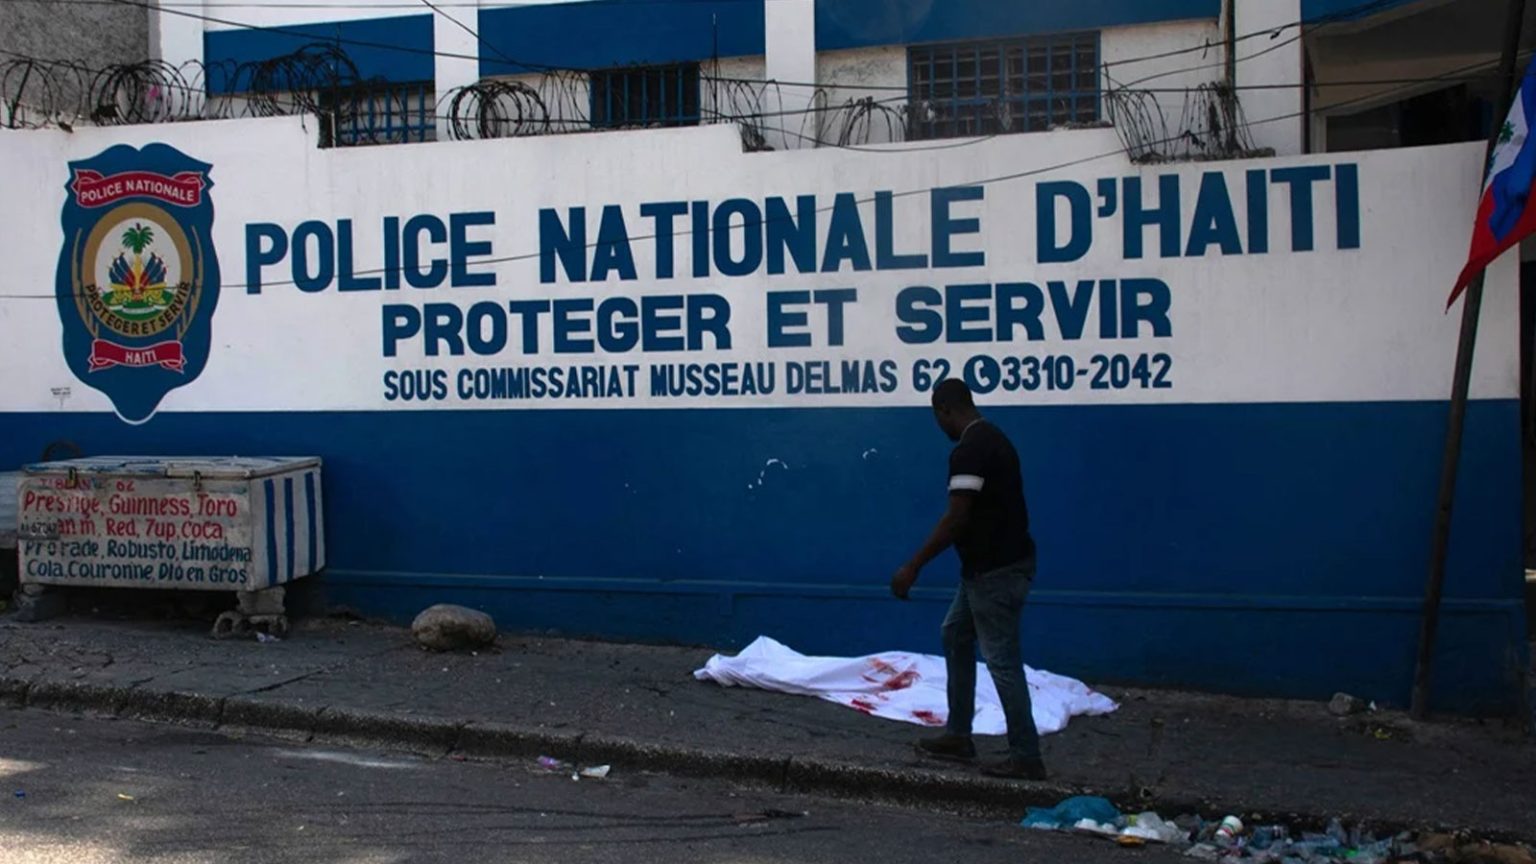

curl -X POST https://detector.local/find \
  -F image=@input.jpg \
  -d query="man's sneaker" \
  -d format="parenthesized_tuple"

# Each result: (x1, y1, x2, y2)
(980, 756, 1048, 781)
(914, 733, 977, 763)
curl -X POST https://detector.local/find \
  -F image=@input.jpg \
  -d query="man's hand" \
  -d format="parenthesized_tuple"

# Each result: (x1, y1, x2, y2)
(890, 563, 919, 600)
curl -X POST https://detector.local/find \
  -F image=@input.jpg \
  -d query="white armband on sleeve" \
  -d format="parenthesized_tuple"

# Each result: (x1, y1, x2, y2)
(948, 474, 985, 492)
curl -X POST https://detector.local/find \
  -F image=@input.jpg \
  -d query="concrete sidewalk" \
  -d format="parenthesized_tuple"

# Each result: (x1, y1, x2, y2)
(1, 614, 1531, 841)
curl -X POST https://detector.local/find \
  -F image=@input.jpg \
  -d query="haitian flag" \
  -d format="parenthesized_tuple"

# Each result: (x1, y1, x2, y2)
(1450, 57, 1536, 307)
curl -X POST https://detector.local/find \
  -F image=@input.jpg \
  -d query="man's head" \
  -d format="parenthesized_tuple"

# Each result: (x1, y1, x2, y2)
(931, 378, 980, 441)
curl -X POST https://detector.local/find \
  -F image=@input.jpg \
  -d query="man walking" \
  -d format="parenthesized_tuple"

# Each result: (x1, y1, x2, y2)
(890, 378, 1045, 780)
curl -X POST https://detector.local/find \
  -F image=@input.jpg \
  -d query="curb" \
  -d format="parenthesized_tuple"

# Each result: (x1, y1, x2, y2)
(1, 674, 1529, 842)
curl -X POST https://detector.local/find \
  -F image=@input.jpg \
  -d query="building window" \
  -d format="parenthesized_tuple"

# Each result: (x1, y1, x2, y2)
(323, 81, 436, 146)
(589, 63, 701, 129)
(908, 33, 1100, 141)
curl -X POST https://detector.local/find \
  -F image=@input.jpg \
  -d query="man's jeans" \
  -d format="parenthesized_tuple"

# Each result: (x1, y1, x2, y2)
(941, 559, 1041, 762)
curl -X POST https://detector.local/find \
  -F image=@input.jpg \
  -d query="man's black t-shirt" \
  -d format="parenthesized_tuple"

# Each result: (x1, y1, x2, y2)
(947, 419, 1035, 577)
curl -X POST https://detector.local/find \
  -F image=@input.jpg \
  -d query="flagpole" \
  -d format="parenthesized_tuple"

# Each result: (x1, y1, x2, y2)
(1411, 0, 1528, 721)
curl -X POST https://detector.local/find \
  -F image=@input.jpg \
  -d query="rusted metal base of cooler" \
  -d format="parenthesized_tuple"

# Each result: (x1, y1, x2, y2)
(211, 586, 290, 639)
(12, 583, 66, 623)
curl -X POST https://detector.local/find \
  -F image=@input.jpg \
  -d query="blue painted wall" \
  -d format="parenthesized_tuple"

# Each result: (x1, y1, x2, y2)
(1302, 0, 1423, 24)
(478, 0, 766, 77)
(1, 400, 1524, 713)
(204, 15, 435, 93)
(815, 0, 1220, 52)
(472, 0, 1224, 75)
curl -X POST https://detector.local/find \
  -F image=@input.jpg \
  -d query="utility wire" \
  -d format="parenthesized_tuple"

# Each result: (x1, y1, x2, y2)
(5, 0, 1446, 91)
(0, 50, 1486, 299)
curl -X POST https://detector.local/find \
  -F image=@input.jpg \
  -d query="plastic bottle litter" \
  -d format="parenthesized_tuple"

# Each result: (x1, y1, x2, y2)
(1215, 816, 1244, 843)
(1124, 812, 1186, 844)
(1326, 818, 1349, 847)
(1073, 818, 1120, 836)
(579, 765, 611, 779)
(12, 790, 23, 799)
(1351, 839, 1394, 864)
(1250, 825, 1288, 850)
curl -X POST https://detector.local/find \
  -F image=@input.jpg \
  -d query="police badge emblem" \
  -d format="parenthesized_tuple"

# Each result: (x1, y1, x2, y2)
(56, 143, 220, 424)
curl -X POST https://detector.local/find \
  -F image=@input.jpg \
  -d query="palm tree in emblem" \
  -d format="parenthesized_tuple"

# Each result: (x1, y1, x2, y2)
(107, 221, 169, 311)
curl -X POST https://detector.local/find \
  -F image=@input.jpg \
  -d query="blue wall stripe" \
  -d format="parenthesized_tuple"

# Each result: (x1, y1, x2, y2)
(0, 400, 1521, 712)
(204, 14, 434, 94)
(263, 478, 278, 589)
(284, 477, 296, 584)
(815, 0, 1221, 53)
(305, 471, 318, 576)
(479, 0, 765, 76)
(1302, 0, 1421, 24)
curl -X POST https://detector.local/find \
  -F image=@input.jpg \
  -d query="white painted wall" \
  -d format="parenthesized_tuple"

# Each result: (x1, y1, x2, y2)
(144, 1, 1307, 160)
(0, 116, 1515, 418)
(1234, 0, 1305, 155)
(1101, 20, 1224, 94)
(765, 0, 817, 150)
(149, 0, 205, 87)
(816, 47, 907, 146)
(433, 8, 480, 139)
(704, 57, 772, 139)
(197, 0, 595, 32)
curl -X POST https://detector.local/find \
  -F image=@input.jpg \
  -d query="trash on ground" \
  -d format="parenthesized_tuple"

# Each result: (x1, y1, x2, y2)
(1074, 818, 1120, 836)
(579, 765, 611, 779)
(12, 790, 23, 799)
(536, 756, 566, 771)
(1126, 812, 1185, 844)
(697, 637, 1117, 736)
(1021, 795, 1121, 831)
(1215, 815, 1244, 842)
(116, 793, 135, 802)
(256, 632, 281, 644)
(1020, 805, 1536, 864)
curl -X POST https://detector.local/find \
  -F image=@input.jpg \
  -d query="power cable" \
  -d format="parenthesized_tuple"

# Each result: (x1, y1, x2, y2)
(0, 58, 1463, 299)
(4, 0, 1441, 93)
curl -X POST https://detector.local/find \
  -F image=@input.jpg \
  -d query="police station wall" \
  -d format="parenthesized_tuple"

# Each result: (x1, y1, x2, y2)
(0, 116, 1523, 711)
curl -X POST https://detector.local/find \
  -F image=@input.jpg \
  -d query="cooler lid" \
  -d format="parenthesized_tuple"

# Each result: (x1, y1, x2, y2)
(24, 456, 321, 479)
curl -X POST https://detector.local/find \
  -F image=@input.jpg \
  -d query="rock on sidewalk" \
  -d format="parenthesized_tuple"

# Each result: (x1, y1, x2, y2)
(411, 604, 497, 651)
(1329, 692, 1367, 716)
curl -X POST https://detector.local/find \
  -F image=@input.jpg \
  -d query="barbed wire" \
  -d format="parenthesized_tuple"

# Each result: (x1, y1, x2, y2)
(1, 44, 423, 145)
(1107, 81, 1264, 163)
(2, 37, 1418, 160)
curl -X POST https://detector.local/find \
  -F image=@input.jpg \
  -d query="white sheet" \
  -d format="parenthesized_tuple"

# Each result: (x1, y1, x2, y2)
(693, 636, 1118, 735)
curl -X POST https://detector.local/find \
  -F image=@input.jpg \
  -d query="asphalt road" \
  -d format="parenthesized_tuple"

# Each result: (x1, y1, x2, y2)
(0, 707, 1189, 864)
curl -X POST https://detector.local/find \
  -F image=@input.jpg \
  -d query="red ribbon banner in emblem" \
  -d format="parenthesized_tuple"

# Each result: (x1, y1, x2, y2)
(88, 340, 186, 373)
(71, 170, 204, 208)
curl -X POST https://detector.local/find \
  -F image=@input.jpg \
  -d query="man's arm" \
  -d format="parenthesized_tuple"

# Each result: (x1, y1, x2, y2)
(890, 493, 974, 600)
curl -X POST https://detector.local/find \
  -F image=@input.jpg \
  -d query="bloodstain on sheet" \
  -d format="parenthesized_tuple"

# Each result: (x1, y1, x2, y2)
(862, 658, 898, 684)
(862, 658, 921, 691)
(911, 710, 945, 727)
(850, 697, 879, 714)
